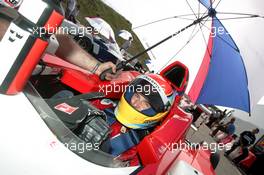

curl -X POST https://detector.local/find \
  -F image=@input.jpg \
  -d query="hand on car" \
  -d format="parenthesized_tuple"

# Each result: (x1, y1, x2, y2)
(95, 62, 121, 80)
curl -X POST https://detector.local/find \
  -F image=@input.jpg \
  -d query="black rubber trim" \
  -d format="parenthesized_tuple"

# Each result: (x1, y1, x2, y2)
(0, 5, 19, 21)
(0, 36, 37, 93)
(130, 166, 144, 175)
(36, 7, 53, 27)
(23, 82, 120, 167)
(36, 0, 64, 27)
(43, 0, 64, 15)
(13, 16, 48, 40)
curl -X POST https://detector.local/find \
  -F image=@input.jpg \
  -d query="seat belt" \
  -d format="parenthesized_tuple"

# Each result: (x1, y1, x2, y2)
(104, 108, 117, 126)
(103, 108, 141, 156)
(110, 129, 140, 156)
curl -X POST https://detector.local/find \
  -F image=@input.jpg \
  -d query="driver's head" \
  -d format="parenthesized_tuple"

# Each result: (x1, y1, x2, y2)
(130, 92, 151, 112)
(115, 74, 177, 129)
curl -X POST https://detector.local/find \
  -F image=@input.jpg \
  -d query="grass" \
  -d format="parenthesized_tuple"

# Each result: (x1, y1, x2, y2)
(76, 0, 150, 67)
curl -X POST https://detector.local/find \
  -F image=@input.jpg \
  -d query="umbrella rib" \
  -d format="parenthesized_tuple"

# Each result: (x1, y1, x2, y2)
(217, 12, 264, 17)
(198, 19, 239, 53)
(123, 14, 210, 68)
(157, 25, 199, 72)
(170, 17, 198, 21)
(198, 0, 200, 18)
(179, 17, 210, 53)
(213, 16, 264, 21)
(212, 0, 217, 6)
(186, 0, 198, 19)
(214, 0, 223, 10)
(132, 14, 202, 30)
(198, 17, 212, 59)
(216, 12, 264, 20)
(199, 3, 210, 21)
(158, 18, 209, 72)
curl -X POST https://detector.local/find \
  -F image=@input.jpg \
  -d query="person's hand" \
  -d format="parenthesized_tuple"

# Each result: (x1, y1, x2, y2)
(95, 62, 120, 80)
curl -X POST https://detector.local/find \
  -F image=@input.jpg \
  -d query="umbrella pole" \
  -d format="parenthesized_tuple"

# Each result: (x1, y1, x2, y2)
(100, 14, 209, 80)
(124, 15, 209, 65)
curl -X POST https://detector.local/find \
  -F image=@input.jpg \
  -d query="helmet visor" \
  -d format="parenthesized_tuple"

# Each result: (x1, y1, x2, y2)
(125, 78, 166, 113)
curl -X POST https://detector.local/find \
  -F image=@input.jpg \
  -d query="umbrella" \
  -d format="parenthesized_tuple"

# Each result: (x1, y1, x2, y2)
(85, 17, 116, 42)
(188, 0, 264, 114)
(117, 30, 133, 40)
(114, 0, 264, 114)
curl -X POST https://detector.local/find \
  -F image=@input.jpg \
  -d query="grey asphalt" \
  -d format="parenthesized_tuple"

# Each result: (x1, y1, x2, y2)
(186, 120, 243, 175)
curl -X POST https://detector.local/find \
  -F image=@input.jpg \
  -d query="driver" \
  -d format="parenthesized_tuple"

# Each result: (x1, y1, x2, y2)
(98, 74, 177, 163)
(114, 74, 176, 129)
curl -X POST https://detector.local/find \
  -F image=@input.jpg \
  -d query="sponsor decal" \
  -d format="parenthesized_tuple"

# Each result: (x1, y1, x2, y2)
(54, 103, 79, 115)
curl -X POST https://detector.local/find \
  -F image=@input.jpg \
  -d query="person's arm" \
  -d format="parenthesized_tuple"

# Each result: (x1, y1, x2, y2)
(0, 18, 10, 41)
(55, 33, 99, 71)
(223, 121, 231, 127)
(55, 34, 117, 78)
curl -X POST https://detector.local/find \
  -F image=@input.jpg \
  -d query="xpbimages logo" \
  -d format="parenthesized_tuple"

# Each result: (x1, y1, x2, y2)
(64, 142, 100, 154)
(32, 24, 100, 37)
(163, 140, 231, 153)
(211, 26, 229, 37)
(98, 82, 166, 95)
(169, 26, 229, 38)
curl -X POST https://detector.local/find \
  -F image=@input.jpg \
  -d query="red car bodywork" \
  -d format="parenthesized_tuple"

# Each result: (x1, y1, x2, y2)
(43, 53, 216, 175)
(240, 151, 256, 169)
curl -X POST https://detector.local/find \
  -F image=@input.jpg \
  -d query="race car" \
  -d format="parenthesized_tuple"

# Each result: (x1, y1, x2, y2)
(61, 18, 124, 64)
(0, 1, 219, 174)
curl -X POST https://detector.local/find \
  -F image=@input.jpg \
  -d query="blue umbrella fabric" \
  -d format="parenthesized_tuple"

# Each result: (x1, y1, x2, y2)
(193, 16, 250, 113)
(188, 0, 264, 114)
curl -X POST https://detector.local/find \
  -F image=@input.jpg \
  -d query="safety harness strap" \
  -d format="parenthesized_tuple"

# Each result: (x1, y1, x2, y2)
(110, 129, 140, 156)
(104, 108, 117, 126)
(103, 108, 141, 156)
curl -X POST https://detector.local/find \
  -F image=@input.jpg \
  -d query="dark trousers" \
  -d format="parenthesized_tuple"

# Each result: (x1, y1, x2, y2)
(225, 142, 249, 164)
(226, 141, 240, 155)
(233, 147, 249, 164)
(211, 125, 227, 136)
(206, 117, 218, 128)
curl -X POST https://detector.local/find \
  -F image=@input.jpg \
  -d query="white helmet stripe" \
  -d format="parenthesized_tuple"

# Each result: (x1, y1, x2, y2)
(137, 75, 169, 106)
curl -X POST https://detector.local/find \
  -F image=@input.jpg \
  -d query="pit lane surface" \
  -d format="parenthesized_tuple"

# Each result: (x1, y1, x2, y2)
(187, 121, 242, 175)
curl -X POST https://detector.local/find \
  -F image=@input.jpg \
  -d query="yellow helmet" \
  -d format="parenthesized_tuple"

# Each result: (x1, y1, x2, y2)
(115, 74, 176, 129)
